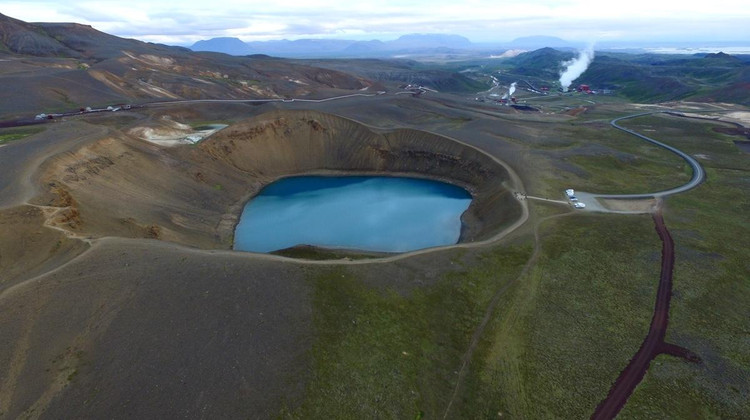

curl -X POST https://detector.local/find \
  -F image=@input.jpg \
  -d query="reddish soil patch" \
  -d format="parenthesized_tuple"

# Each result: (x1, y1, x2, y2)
(565, 106, 587, 117)
(591, 211, 700, 420)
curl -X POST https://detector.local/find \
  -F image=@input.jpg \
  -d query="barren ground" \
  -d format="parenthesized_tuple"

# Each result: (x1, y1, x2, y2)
(1, 93, 748, 419)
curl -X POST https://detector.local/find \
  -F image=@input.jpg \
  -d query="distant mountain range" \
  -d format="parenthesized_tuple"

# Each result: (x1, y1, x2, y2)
(190, 34, 583, 58)
(2, 10, 748, 116)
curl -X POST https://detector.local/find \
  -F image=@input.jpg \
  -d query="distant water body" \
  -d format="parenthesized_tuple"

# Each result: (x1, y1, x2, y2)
(643, 47, 750, 54)
(234, 176, 472, 253)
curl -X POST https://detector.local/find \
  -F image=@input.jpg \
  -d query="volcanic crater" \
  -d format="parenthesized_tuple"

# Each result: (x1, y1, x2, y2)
(37, 109, 522, 256)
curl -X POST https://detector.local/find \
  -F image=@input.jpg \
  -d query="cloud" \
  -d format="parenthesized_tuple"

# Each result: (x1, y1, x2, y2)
(2, 0, 749, 44)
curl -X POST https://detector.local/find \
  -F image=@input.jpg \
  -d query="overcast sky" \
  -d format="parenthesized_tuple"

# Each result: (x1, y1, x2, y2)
(3, 0, 750, 45)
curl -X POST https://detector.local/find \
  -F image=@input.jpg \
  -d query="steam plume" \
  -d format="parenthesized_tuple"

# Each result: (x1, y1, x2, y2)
(559, 45, 594, 92)
(508, 82, 516, 97)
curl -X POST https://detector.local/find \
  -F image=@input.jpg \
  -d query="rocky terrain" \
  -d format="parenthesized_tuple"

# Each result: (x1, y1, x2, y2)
(0, 13, 379, 117)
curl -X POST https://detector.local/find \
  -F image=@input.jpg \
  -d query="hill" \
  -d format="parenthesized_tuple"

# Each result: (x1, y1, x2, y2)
(506, 47, 575, 79)
(389, 33, 472, 49)
(490, 47, 750, 105)
(0, 13, 175, 59)
(509, 36, 581, 49)
(0, 13, 376, 117)
(0, 13, 76, 56)
(191, 37, 253, 56)
(582, 52, 750, 103)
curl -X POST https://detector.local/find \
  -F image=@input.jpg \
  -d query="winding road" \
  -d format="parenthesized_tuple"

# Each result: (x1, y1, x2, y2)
(0, 91, 389, 129)
(572, 111, 707, 213)
(599, 112, 706, 198)
(143, 92, 385, 107)
(586, 111, 708, 419)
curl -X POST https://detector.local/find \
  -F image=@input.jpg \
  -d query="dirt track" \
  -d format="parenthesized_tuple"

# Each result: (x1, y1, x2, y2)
(591, 211, 698, 419)
(442, 211, 574, 419)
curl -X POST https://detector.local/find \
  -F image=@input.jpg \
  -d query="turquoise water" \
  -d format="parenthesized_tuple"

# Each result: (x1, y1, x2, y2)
(234, 176, 472, 253)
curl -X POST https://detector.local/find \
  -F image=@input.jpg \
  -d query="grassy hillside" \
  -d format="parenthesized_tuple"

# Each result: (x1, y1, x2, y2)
(457, 48, 750, 105)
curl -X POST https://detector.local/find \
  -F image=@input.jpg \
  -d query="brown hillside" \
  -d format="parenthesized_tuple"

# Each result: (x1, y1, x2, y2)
(0, 14, 377, 117)
(0, 13, 77, 57)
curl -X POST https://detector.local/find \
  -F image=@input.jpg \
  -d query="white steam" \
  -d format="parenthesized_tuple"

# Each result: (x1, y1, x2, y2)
(508, 82, 516, 97)
(559, 45, 595, 92)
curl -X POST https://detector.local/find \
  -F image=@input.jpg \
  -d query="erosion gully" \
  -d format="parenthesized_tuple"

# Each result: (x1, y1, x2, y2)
(591, 211, 701, 419)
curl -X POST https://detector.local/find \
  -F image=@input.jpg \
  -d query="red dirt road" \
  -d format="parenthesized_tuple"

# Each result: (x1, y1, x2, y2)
(591, 211, 697, 419)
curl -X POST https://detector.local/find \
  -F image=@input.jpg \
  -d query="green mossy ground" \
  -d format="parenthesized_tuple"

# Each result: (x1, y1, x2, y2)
(284, 108, 749, 418)
(0, 126, 44, 145)
(289, 245, 532, 418)
(616, 115, 750, 418)
(457, 213, 660, 418)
